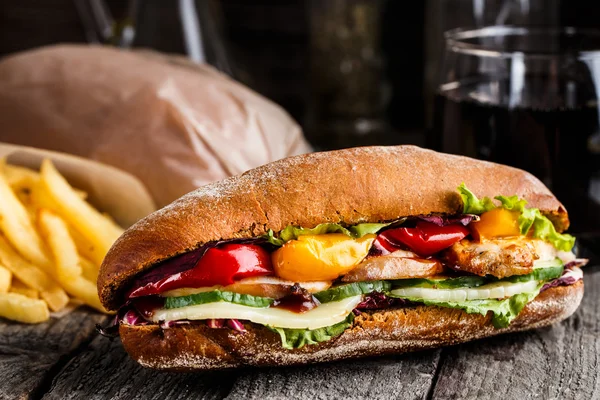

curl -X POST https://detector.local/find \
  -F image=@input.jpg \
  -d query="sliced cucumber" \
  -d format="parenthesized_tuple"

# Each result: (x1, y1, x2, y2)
(391, 275, 488, 290)
(313, 281, 391, 303)
(503, 264, 563, 283)
(164, 290, 273, 309)
(389, 279, 540, 302)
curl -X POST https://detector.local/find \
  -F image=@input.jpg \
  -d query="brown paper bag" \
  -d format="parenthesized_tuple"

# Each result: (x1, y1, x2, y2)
(0, 44, 312, 208)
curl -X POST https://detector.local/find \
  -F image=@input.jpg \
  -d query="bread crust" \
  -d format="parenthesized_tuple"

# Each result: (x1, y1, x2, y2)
(99, 145, 569, 311)
(118, 281, 583, 371)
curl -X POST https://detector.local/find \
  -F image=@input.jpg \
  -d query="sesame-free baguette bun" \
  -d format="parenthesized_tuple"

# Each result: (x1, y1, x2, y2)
(119, 282, 583, 371)
(98, 145, 569, 311)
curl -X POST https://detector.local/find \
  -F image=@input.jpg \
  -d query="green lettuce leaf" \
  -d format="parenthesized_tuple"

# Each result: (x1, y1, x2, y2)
(402, 285, 542, 328)
(457, 183, 575, 251)
(268, 313, 354, 349)
(280, 223, 352, 241)
(264, 222, 391, 246)
(529, 209, 575, 251)
(264, 229, 285, 246)
(348, 223, 391, 237)
(313, 281, 392, 303)
(458, 184, 496, 214)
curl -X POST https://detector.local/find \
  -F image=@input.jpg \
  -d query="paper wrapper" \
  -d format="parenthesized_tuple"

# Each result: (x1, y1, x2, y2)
(0, 44, 312, 208)
(0, 143, 157, 228)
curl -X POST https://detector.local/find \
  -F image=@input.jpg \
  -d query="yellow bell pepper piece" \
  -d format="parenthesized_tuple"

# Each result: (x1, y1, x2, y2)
(272, 234, 376, 281)
(470, 208, 521, 241)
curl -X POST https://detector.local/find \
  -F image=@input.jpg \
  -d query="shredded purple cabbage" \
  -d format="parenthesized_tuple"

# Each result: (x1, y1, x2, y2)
(541, 267, 583, 292)
(227, 319, 246, 332)
(122, 309, 147, 326)
(96, 308, 147, 338)
(564, 259, 589, 269)
(417, 214, 479, 226)
(207, 319, 225, 328)
(205, 318, 246, 332)
(355, 292, 407, 311)
(160, 320, 190, 329)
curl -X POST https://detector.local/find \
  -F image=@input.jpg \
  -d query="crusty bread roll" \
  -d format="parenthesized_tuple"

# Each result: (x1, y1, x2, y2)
(0, 44, 312, 208)
(119, 283, 583, 370)
(98, 145, 581, 371)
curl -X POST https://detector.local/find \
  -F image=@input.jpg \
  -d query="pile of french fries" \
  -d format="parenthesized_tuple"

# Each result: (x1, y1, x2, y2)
(0, 158, 124, 323)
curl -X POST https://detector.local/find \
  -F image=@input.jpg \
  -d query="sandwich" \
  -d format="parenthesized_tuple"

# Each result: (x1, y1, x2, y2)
(97, 145, 586, 370)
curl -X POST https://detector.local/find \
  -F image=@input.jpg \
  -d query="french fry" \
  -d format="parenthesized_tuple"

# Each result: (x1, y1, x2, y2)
(0, 292, 49, 323)
(5, 163, 87, 199)
(0, 158, 115, 322)
(39, 208, 107, 312)
(40, 159, 123, 265)
(0, 171, 53, 272)
(3, 164, 41, 191)
(38, 210, 82, 279)
(67, 223, 102, 268)
(79, 256, 99, 283)
(60, 276, 107, 313)
(29, 180, 60, 211)
(16, 190, 32, 210)
(10, 278, 39, 299)
(0, 236, 68, 312)
(0, 264, 11, 293)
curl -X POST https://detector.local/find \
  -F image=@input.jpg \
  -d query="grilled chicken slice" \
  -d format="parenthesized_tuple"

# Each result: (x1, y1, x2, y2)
(342, 250, 444, 282)
(441, 238, 558, 279)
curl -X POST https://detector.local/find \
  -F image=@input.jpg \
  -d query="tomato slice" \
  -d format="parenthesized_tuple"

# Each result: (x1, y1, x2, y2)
(128, 244, 273, 298)
(377, 221, 469, 257)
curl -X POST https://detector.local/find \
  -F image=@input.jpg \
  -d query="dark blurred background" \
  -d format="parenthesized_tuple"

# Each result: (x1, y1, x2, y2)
(0, 0, 422, 150)
(1, 0, 598, 150)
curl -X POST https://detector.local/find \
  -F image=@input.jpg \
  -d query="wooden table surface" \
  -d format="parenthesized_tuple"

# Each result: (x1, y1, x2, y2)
(4, 264, 599, 400)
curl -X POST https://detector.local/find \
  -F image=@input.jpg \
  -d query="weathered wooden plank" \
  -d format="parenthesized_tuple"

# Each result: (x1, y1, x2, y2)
(431, 267, 600, 400)
(225, 350, 441, 400)
(0, 306, 107, 399)
(42, 335, 238, 400)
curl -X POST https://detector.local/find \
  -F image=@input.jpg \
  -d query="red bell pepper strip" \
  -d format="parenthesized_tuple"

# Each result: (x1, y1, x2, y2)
(128, 244, 273, 298)
(377, 221, 469, 257)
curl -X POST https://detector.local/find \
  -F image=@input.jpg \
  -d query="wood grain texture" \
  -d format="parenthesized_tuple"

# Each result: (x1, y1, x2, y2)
(224, 351, 441, 400)
(431, 266, 600, 400)
(42, 335, 238, 400)
(0, 306, 107, 399)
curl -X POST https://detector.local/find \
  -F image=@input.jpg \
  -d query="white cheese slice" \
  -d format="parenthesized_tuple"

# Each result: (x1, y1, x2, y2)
(151, 295, 362, 330)
(390, 280, 540, 302)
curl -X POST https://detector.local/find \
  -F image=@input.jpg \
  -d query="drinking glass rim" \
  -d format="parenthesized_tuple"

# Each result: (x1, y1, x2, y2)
(444, 25, 600, 60)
